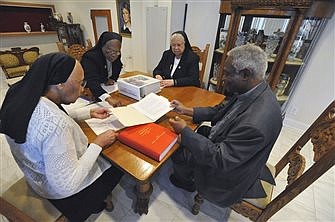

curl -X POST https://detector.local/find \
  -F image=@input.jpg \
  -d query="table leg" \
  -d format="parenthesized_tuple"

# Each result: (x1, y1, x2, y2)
(134, 181, 153, 215)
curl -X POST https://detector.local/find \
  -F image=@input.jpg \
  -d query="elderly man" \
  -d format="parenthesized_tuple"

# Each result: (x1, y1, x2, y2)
(169, 44, 282, 207)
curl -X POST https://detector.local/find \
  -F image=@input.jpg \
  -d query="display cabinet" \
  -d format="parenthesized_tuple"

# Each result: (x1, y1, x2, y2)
(55, 23, 84, 46)
(209, 0, 334, 106)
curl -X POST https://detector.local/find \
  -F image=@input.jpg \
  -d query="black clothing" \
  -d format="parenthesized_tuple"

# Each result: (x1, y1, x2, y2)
(0, 53, 75, 143)
(49, 166, 124, 222)
(81, 32, 123, 100)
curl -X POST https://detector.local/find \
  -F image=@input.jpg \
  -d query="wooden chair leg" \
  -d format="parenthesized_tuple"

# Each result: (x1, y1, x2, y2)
(192, 193, 204, 215)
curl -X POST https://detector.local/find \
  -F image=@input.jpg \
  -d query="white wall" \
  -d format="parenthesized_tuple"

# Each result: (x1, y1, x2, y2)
(184, 0, 220, 87)
(284, 16, 335, 130)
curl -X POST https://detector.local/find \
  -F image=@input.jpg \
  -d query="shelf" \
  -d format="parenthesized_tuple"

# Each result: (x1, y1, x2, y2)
(267, 55, 303, 66)
(0, 31, 57, 37)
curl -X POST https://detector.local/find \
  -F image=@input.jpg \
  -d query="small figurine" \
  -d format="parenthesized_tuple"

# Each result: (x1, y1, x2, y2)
(67, 12, 73, 24)
(23, 22, 31, 33)
(40, 23, 46, 32)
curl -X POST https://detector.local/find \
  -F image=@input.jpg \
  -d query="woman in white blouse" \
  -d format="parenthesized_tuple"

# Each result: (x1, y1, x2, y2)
(0, 53, 124, 221)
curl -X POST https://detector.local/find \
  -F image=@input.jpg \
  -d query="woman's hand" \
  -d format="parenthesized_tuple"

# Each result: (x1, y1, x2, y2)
(90, 107, 110, 119)
(93, 129, 118, 149)
(105, 79, 115, 85)
(155, 75, 163, 80)
(105, 96, 122, 107)
(169, 116, 187, 134)
(160, 79, 174, 88)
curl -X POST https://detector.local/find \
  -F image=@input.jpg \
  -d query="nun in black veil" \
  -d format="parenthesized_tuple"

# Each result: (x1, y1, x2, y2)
(0, 53, 124, 221)
(81, 31, 123, 107)
(153, 31, 200, 88)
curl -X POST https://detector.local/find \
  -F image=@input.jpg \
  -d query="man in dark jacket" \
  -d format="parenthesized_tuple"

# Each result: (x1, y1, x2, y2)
(169, 44, 282, 207)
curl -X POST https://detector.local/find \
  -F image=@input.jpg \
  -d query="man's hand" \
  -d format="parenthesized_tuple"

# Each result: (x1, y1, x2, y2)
(169, 116, 187, 134)
(90, 107, 110, 119)
(170, 100, 193, 116)
(93, 129, 118, 149)
(105, 96, 122, 107)
(160, 79, 174, 88)
(155, 75, 163, 80)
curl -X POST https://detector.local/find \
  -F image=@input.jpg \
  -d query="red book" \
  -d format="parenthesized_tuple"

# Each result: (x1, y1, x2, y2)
(118, 123, 178, 161)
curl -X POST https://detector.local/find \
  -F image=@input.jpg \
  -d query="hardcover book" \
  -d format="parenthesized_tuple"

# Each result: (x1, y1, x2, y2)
(118, 123, 178, 161)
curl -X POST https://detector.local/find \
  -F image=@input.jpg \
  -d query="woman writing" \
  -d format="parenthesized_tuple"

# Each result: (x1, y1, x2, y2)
(153, 31, 200, 88)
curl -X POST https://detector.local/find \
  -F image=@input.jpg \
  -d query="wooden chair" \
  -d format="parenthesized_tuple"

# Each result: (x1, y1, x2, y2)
(192, 101, 335, 222)
(56, 39, 93, 61)
(0, 177, 66, 222)
(191, 44, 210, 88)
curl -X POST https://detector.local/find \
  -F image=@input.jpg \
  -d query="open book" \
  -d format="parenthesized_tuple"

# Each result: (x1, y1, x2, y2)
(111, 92, 173, 127)
(85, 93, 172, 134)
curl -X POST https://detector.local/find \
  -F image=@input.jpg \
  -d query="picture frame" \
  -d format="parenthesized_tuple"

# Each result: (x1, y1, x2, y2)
(116, 0, 131, 37)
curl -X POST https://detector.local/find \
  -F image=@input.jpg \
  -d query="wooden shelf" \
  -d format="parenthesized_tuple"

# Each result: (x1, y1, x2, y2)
(0, 31, 57, 37)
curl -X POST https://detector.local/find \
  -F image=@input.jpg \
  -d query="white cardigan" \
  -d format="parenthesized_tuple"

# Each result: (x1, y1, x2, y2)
(6, 97, 111, 199)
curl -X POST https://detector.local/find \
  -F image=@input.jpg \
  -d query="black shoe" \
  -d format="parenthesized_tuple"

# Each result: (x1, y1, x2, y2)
(169, 174, 196, 192)
(91, 202, 106, 214)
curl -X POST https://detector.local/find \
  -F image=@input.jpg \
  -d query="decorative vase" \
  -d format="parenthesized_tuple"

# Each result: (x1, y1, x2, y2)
(23, 22, 31, 33)
(67, 12, 73, 24)
(40, 23, 46, 32)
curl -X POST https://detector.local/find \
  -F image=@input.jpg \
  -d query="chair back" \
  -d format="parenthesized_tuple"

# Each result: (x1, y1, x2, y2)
(191, 44, 210, 87)
(231, 100, 335, 221)
(56, 39, 93, 61)
(67, 44, 87, 61)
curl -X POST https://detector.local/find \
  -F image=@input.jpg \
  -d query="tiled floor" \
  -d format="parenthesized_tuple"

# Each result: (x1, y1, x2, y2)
(0, 74, 334, 221)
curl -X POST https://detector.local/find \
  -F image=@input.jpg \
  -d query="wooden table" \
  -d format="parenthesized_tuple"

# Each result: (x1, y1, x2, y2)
(80, 75, 225, 215)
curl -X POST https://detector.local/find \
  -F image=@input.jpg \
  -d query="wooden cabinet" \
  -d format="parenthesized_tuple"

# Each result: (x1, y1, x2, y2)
(209, 0, 334, 106)
(56, 23, 84, 46)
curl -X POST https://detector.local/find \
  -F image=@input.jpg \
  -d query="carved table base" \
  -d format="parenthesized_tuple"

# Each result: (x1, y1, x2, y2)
(134, 181, 153, 215)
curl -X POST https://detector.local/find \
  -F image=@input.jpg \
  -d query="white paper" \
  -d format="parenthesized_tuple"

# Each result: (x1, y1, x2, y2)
(101, 83, 118, 94)
(110, 93, 173, 127)
(129, 93, 172, 121)
(85, 115, 125, 135)
(62, 97, 92, 113)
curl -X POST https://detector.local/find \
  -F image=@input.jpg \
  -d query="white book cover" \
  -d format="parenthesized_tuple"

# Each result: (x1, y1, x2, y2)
(118, 75, 160, 100)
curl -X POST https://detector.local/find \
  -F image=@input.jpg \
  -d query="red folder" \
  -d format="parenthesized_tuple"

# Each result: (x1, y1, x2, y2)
(118, 123, 178, 161)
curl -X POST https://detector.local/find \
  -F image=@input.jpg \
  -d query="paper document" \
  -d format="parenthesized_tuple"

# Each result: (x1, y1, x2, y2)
(111, 93, 173, 127)
(62, 97, 92, 113)
(85, 116, 125, 135)
(101, 83, 118, 94)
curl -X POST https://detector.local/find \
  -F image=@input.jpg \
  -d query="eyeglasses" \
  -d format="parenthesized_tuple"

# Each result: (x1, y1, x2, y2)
(105, 49, 121, 55)
(80, 80, 87, 87)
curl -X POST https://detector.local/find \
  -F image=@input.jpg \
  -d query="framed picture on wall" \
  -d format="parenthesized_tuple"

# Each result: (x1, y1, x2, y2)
(116, 0, 131, 37)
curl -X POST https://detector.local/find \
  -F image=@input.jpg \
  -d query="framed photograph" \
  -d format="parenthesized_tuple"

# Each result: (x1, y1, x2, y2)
(116, 0, 131, 37)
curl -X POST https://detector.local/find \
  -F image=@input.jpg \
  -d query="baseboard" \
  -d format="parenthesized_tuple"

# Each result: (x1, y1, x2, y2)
(283, 117, 309, 131)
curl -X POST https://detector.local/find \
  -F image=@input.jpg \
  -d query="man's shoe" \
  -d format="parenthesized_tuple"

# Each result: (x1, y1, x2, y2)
(169, 174, 196, 192)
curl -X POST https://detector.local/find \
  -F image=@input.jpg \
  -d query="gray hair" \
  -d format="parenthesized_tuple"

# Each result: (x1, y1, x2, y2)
(170, 33, 185, 42)
(227, 44, 267, 79)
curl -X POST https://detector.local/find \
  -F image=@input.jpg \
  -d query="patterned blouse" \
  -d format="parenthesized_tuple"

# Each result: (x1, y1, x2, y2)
(6, 97, 111, 199)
